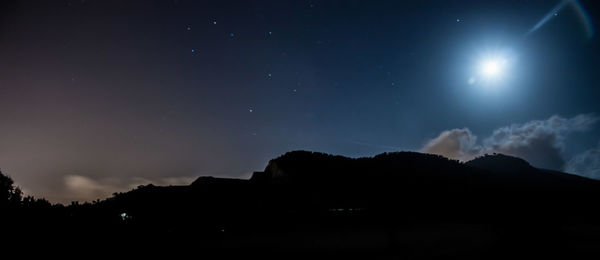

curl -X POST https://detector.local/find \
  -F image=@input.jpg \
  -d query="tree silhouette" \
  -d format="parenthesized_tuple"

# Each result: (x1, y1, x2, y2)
(0, 170, 22, 208)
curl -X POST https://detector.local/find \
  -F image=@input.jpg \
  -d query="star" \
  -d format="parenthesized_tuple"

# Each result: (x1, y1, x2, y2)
(248, 108, 253, 113)
(230, 33, 235, 38)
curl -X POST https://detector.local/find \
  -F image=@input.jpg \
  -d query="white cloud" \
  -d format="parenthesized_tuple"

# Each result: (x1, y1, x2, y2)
(421, 114, 598, 170)
(564, 143, 600, 179)
(421, 128, 481, 161)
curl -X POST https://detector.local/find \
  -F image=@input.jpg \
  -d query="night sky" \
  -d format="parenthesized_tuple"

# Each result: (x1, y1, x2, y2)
(1, 0, 600, 203)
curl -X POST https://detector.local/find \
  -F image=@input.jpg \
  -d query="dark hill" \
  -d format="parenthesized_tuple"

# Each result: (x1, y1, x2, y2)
(466, 153, 533, 172)
(466, 153, 599, 191)
(250, 151, 600, 212)
(6, 150, 600, 258)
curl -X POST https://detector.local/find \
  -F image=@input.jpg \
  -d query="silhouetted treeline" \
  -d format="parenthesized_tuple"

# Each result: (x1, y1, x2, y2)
(1, 171, 51, 209)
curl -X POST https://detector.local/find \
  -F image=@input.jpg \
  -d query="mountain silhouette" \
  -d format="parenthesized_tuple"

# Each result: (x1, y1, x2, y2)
(4, 151, 600, 258)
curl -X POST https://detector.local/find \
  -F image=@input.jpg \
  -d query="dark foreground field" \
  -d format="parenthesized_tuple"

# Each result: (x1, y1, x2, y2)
(5, 151, 600, 258)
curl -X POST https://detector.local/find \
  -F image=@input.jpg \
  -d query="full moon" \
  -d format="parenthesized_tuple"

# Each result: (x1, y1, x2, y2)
(469, 48, 516, 86)
(480, 58, 507, 79)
